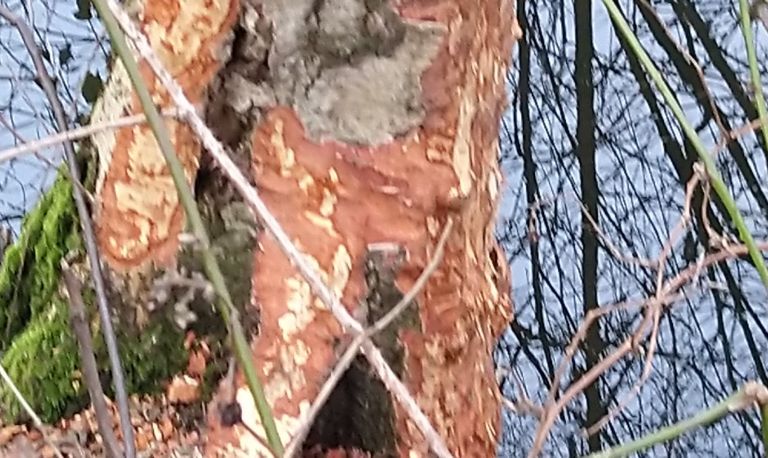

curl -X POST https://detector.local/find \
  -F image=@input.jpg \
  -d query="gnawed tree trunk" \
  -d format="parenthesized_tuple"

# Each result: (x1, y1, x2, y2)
(0, 0, 520, 456)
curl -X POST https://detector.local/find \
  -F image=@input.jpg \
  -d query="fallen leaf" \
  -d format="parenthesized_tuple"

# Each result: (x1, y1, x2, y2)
(0, 425, 24, 446)
(167, 375, 200, 404)
(187, 350, 207, 378)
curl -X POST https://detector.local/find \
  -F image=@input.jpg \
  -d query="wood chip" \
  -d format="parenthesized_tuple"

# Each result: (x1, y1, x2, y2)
(167, 375, 201, 404)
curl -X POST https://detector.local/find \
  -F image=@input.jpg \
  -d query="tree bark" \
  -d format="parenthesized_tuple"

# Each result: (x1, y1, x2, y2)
(0, 0, 520, 456)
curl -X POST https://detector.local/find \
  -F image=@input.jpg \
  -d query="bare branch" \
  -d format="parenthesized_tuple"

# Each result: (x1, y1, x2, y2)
(528, 243, 768, 455)
(529, 169, 768, 455)
(0, 109, 179, 165)
(0, 6, 136, 456)
(61, 262, 122, 458)
(0, 364, 64, 458)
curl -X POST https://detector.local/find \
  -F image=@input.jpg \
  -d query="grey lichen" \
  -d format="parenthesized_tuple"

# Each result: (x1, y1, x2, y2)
(309, 0, 406, 62)
(146, 267, 214, 329)
(295, 25, 443, 146)
(226, 0, 445, 146)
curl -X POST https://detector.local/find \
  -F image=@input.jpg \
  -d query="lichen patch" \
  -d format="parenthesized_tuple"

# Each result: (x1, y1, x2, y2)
(260, 0, 446, 145)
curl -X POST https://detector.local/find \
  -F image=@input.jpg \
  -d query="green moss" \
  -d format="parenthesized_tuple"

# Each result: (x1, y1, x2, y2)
(0, 159, 188, 423)
(0, 297, 186, 422)
(1, 297, 81, 421)
(0, 171, 78, 348)
(112, 321, 186, 396)
(0, 144, 260, 423)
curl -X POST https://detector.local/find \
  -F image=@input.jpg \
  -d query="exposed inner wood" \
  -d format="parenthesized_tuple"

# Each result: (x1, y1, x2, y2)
(89, 0, 519, 455)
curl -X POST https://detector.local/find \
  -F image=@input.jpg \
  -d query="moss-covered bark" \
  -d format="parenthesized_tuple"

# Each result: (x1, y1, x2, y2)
(0, 154, 187, 422)
(0, 140, 258, 422)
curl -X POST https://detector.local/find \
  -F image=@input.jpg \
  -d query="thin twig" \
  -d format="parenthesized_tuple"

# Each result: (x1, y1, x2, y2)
(0, 113, 26, 143)
(587, 382, 768, 458)
(713, 118, 763, 156)
(529, 237, 768, 456)
(102, 1, 454, 456)
(61, 262, 122, 458)
(0, 6, 136, 456)
(737, 15, 768, 443)
(580, 203, 656, 269)
(89, 0, 283, 454)
(582, 173, 703, 438)
(740, 0, 768, 164)
(504, 369, 544, 420)
(604, 0, 768, 294)
(283, 218, 454, 457)
(533, 173, 703, 454)
(0, 363, 65, 458)
(0, 109, 180, 165)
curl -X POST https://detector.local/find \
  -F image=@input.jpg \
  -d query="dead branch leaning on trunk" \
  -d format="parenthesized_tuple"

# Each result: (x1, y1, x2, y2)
(0, 364, 65, 458)
(61, 262, 122, 458)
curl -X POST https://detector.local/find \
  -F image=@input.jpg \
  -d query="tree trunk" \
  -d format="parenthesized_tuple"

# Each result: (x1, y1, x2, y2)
(0, 0, 520, 456)
(574, 0, 606, 451)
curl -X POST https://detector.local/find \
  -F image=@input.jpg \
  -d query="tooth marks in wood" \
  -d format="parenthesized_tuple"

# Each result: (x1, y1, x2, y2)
(91, 0, 239, 271)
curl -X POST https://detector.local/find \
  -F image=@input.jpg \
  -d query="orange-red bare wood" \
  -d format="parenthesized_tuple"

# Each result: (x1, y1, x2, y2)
(218, 1, 521, 456)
